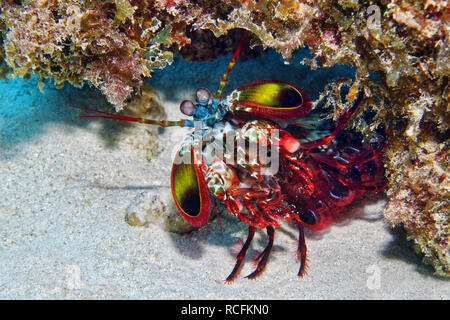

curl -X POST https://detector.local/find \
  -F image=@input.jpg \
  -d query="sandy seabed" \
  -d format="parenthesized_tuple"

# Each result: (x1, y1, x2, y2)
(0, 49, 448, 299)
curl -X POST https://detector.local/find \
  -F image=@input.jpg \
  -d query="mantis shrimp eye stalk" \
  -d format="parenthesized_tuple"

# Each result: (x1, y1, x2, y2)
(180, 100, 195, 116)
(196, 88, 211, 105)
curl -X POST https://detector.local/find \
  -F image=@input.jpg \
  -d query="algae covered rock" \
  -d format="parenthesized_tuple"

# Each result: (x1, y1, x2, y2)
(0, 0, 174, 108)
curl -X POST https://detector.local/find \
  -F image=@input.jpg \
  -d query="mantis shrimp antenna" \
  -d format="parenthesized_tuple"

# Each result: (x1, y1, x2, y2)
(214, 30, 249, 99)
(73, 107, 191, 127)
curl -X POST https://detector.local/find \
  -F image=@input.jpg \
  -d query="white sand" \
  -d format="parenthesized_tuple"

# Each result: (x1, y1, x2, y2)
(0, 50, 448, 299)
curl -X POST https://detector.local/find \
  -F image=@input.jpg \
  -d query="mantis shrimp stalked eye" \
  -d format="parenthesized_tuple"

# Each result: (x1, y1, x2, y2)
(180, 100, 195, 116)
(196, 88, 211, 105)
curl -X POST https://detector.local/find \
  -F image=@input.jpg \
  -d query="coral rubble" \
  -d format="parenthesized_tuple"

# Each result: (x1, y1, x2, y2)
(0, 0, 448, 275)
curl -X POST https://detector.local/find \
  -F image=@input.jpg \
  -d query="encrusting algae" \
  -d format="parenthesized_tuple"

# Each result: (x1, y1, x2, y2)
(0, 0, 448, 276)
